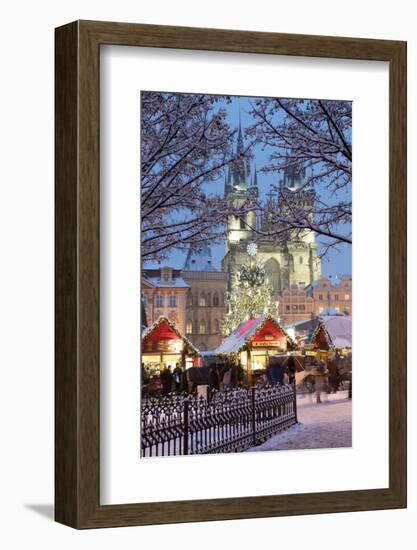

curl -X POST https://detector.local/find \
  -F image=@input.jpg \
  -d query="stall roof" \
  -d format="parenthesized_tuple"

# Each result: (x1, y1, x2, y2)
(141, 316, 199, 355)
(311, 315, 352, 348)
(216, 314, 295, 354)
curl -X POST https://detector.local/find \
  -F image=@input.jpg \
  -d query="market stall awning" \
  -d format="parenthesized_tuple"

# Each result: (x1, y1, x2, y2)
(142, 317, 199, 355)
(216, 314, 296, 354)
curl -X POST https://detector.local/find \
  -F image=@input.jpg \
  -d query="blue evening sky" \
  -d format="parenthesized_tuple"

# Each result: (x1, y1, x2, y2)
(149, 95, 352, 277)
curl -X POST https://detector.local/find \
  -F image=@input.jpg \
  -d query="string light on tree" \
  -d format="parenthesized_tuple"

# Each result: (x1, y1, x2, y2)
(221, 243, 278, 336)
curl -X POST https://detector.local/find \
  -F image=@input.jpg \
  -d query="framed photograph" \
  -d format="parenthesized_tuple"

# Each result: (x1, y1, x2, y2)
(55, 20, 406, 528)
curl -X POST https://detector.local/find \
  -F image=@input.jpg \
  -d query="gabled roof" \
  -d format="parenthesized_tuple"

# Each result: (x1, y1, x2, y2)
(216, 314, 295, 354)
(183, 244, 218, 272)
(311, 315, 352, 348)
(146, 275, 190, 289)
(141, 316, 199, 355)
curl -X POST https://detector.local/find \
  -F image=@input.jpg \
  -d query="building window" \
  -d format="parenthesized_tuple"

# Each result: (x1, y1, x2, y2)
(199, 295, 206, 307)
(334, 294, 339, 301)
(286, 305, 291, 312)
(155, 295, 163, 307)
(299, 305, 305, 311)
(345, 294, 350, 300)
(206, 293, 211, 307)
(186, 320, 193, 334)
(319, 307, 324, 313)
(292, 305, 298, 311)
(214, 319, 220, 333)
(142, 294, 147, 306)
(169, 295, 177, 307)
(199, 320, 206, 334)
(213, 293, 219, 307)
(187, 293, 193, 306)
(318, 294, 323, 300)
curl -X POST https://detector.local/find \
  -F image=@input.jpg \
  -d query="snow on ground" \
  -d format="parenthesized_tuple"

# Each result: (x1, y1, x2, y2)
(248, 390, 352, 452)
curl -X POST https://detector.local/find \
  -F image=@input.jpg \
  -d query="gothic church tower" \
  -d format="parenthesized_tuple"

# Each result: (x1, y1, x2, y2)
(221, 120, 321, 295)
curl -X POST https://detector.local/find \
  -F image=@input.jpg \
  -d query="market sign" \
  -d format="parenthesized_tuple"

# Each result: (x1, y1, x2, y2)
(143, 338, 183, 354)
(251, 341, 284, 349)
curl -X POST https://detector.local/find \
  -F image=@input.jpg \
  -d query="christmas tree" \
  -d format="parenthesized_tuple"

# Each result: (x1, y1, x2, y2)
(221, 243, 278, 336)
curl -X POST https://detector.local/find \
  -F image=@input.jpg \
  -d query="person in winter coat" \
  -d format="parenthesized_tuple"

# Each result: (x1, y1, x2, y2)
(208, 365, 220, 391)
(221, 366, 233, 390)
(160, 365, 173, 396)
(286, 355, 297, 385)
(311, 360, 329, 403)
(173, 363, 183, 393)
(328, 360, 340, 393)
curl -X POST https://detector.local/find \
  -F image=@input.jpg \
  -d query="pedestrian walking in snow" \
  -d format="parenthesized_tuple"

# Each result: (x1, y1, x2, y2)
(311, 360, 329, 403)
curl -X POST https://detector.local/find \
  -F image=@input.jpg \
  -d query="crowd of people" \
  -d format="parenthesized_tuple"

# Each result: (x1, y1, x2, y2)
(141, 352, 352, 402)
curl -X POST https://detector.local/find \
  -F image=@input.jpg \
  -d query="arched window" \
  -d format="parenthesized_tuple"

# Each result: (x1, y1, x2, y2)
(264, 258, 281, 293)
(169, 295, 177, 307)
(199, 294, 206, 307)
(206, 293, 211, 307)
(213, 292, 219, 307)
(187, 293, 193, 307)
(199, 319, 206, 334)
(155, 295, 163, 307)
(186, 320, 193, 334)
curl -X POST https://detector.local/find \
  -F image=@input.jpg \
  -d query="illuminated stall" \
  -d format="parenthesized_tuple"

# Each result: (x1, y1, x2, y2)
(216, 314, 296, 383)
(141, 316, 199, 377)
(309, 315, 352, 358)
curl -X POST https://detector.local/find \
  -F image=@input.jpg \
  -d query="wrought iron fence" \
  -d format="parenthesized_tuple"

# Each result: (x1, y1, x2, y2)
(141, 384, 297, 457)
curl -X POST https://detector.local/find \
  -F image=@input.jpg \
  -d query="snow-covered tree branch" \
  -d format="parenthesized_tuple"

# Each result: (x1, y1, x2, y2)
(141, 92, 254, 261)
(247, 98, 352, 248)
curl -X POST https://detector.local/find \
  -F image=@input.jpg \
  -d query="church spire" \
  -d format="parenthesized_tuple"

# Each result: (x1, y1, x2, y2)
(236, 108, 244, 154)
(253, 163, 258, 187)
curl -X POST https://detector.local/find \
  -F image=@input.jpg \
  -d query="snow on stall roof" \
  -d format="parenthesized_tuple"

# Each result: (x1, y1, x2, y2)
(320, 315, 352, 348)
(216, 315, 283, 354)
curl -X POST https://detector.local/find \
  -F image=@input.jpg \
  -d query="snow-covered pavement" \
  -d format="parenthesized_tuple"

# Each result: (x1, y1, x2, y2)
(248, 390, 352, 452)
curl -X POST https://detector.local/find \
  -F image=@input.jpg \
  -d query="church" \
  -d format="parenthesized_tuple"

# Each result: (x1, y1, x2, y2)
(221, 119, 321, 295)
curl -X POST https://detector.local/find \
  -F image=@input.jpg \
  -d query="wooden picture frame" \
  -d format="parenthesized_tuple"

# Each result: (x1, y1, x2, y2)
(55, 20, 407, 528)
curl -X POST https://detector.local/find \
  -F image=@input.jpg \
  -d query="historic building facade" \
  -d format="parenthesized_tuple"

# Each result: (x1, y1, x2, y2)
(141, 266, 189, 333)
(221, 120, 321, 296)
(306, 275, 352, 316)
(278, 282, 315, 326)
(181, 245, 228, 351)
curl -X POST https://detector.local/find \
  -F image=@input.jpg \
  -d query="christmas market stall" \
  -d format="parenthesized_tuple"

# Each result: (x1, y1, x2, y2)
(141, 317, 199, 392)
(309, 315, 352, 357)
(215, 314, 297, 384)
(304, 315, 352, 394)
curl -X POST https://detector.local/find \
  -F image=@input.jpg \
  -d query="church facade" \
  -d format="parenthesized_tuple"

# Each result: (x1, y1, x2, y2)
(221, 120, 321, 297)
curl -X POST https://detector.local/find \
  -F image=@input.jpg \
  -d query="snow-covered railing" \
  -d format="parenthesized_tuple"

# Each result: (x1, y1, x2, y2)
(141, 385, 297, 457)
